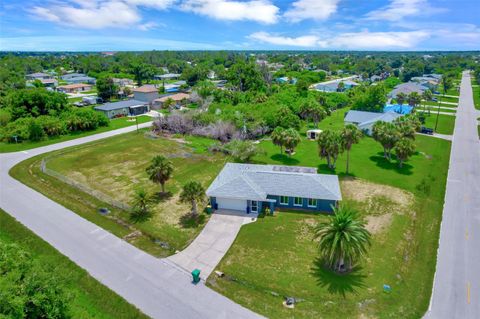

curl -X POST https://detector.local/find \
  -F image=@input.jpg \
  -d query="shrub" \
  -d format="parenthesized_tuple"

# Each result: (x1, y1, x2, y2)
(1, 117, 32, 142)
(28, 120, 46, 141)
(0, 109, 12, 127)
(63, 108, 108, 132)
(36, 115, 67, 136)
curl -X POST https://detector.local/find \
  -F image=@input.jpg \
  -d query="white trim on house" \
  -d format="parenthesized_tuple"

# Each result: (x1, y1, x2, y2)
(308, 198, 317, 208)
(293, 197, 302, 207)
(280, 196, 289, 205)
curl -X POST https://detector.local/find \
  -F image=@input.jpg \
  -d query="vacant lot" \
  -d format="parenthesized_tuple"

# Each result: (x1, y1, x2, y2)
(12, 130, 226, 256)
(0, 209, 147, 318)
(423, 113, 456, 135)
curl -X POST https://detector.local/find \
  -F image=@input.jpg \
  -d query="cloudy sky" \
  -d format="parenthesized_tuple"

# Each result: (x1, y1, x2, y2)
(1, 0, 479, 51)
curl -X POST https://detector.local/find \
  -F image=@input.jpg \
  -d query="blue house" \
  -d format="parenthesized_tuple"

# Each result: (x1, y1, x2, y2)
(206, 163, 342, 214)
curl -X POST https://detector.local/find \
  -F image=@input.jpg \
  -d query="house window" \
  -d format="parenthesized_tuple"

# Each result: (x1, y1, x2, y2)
(308, 198, 317, 208)
(280, 196, 288, 205)
(294, 197, 302, 206)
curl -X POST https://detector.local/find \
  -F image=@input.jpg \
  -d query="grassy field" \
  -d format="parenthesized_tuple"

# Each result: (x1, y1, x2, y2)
(431, 95, 459, 103)
(0, 115, 152, 153)
(422, 113, 456, 135)
(472, 78, 480, 110)
(423, 100, 457, 107)
(209, 131, 451, 318)
(11, 130, 226, 257)
(0, 209, 147, 319)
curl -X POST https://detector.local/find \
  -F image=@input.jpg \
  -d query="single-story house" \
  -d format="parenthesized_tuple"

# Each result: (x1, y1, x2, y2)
(57, 83, 93, 93)
(133, 85, 159, 102)
(26, 72, 53, 80)
(306, 129, 322, 140)
(112, 78, 134, 87)
(153, 93, 191, 109)
(370, 75, 382, 82)
(164, 81, 186, 93)
(312, 76, 359, 93)
(61, 73, 86, 80)
(154, 73, 181, 80)
(94, 99, 149, 119)
(388, 82, 428, 98)
(206, 163, 342, 214)
(344, 110, 403, 135)
(66, 76, 96, 84)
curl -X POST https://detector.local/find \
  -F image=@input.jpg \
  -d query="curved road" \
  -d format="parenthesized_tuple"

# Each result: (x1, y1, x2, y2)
(0, 122, 262, 319)
(425, 71, 480, 318)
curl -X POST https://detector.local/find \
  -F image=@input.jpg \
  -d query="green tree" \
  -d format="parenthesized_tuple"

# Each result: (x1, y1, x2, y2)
(407, 92, 421, 107)
(396, 92, 407, 105)
(299, 100, 327, 128)
(180, 181, 205, 217)
(271, 126, 286, 154)
(421, 89, 433, 112)
(283, 128, 301, 156)
(295, 78, 309, 96)
(96, 77, 119, 101)
(395, 137, 416, 168)
(314, 205, 371, 273)
(225, 140, 261, 163)
(351, 85, 386, 112)
(441, 75, 453, 95)
(275, 106, 301, 130)
(372, 121, 400, 160)
(226, 60, 265, 92)
(130, 63, 154, 86)
(5, 88, 69, 120)
(341, 124, 363, 174)
(130, 188, 153, 222)
(318, 130, 343, 170)
(163, 98, 175, 110)
(146, 155, 174, 193)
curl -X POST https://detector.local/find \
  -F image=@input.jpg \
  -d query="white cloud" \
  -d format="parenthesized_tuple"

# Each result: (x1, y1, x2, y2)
(365, 0, 444, 21)
(248, 32, 320, 47)
(180, 0, 279, 24)
(248, 30, 431, 49)
(30, 0, 174, 29)
(284, 0, 340, 22)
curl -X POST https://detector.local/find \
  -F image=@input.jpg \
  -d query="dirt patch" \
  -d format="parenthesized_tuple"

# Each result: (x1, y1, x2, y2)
(365, 213, 393, 235)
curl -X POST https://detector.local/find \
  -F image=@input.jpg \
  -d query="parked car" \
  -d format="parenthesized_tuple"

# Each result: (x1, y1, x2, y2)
(421, 126, 434, 135)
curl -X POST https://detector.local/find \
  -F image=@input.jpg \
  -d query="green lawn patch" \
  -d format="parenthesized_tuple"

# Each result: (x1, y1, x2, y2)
(431, 95, 458, 103)
(0, 209, 147, 319)
(423, 100, 457, 107)
(472, 83, 480, 110)
(422, 113, 455, 135)
(0, 116, 152, 153)
(11, 130, 225, 257)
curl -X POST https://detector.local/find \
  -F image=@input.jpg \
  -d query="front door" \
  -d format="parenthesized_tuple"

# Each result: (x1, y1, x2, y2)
(251, 201, 258, 213)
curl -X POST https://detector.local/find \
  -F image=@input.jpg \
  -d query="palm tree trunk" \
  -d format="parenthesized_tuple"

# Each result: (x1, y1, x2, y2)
(346, 149, 350, 174)
(191, 199, 198, 216)
(161, 182, 165, 193)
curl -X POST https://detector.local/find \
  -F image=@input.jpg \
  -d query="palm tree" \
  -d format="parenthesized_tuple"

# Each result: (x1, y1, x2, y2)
(421, 89, 432, 113)
(341, 124, 363, 174)
(283, 128, 301, 156)
(408, 92, 421, 108)
(395, 137, 416, 168)
(271, 126, 286, 154)
(314, 205, 371, 273)
(146, 155, 174, 193)
(180, 181, 205, 217)
(372, 121, 400, 160)
(396, 92, 407, 105)
(130, 188, 153, 222)
(318, 130, 343, 170)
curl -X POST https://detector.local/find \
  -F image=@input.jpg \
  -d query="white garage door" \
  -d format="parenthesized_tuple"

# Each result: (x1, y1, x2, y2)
(216, 198, 247, 212)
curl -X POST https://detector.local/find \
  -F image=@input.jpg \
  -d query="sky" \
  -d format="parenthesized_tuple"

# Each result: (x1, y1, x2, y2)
(0, 0, 479, 51)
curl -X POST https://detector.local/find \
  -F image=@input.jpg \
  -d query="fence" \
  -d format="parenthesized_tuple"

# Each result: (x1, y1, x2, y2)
(40, 157, 131, 211)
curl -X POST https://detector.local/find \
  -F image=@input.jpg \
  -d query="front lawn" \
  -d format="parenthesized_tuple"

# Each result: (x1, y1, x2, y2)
(0, 115, 152, 153)
(209, 133, 451, 318)
(11, 130, 225, 256)
(423, 113, 456, 135)
(0, 209, 147, 318)
(472, 79, 480, 110)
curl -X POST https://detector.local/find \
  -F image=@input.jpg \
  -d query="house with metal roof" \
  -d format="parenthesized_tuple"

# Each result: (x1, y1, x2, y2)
(344, 110, 403, 135)
(94, 99, 149, 119)
(388, 82, 428, 98)
(312, 76, 359, 93)
(206, 163, 342, 214)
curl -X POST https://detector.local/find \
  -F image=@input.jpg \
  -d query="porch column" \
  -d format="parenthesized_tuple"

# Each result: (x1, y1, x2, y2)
(269, 201, 275, 215)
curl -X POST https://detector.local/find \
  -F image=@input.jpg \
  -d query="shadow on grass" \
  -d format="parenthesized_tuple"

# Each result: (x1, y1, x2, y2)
(152, 191, 172, 203)
(369, 153, 413, 175)
(311, 258, 367, 298)
(180, 213, 206, 228)
(270, 154, 300, 165)
(130, 210, 153, 223)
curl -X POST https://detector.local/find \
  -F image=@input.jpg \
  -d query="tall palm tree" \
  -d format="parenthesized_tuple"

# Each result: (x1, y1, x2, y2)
(180, 181, 205, 217)
(395, 137, 416, 168)
(341, 124, 363, 174)
(314, 205, 371, 273)
(271, 126, 286, 154)
(146, 155, 174, 193)
(396, 92, 407, 105)
(408, 92, 421, 108)
(421, 89, 432, 113)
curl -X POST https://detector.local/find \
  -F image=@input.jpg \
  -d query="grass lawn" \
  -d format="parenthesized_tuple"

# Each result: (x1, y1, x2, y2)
(423, 100, 457, 107)
(0, 209, 147, 319)
(11, 130, 226, 257)
(209, 130, 451, 318)
(68, 97, 83, 103)
(422, 113, 455, 135)
(0, 115, 152, 153)
(431, 95, 459, 103)
(472, 78, 480, 110)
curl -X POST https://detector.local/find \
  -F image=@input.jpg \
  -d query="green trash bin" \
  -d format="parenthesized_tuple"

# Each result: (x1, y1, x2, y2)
(191, 269, 201, 284)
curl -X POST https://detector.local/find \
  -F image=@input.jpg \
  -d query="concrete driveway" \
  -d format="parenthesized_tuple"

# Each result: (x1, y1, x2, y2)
(0, 122, 262, 319)
(168, 210, 257, 280)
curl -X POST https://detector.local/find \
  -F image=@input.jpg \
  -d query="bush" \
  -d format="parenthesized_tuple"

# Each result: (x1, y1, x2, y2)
(0, 109, 12, 127)
(28, 120, 46, 141)
(4, 88, 69, 120)
(63, 108, 108, 132)
(36, 115, 67, 136)
(1, 117, 32, 142)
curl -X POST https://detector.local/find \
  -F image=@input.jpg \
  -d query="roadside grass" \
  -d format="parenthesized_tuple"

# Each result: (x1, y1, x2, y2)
(437, 86, 460, 96)
(422, 113, 455, 135)
(423, 100, 457, 107)
(68, 97, 83, 103)
(472, 81, 480, 110)
(0, 209, 147, 319)
(431, 95, 459, 103)
(209, 133, 451, 318)
(0, 115, 152, 153)
(11, 130, 225, 256)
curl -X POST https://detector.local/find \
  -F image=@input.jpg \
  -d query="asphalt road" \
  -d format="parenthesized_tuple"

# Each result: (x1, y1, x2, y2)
(425, 71, 480, 318)
(0, 122, 262, 319)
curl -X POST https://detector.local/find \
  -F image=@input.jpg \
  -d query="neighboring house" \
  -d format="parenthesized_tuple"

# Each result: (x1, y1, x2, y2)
(206, 163, 342, 214)
(57, 83, 93, 93)
(410, 77, 439, 91)
(133, 85, 159, 102)
(154, 73, 181, 80)
(164, 81, 186, 93)
(153, 93, 190, 109)
(61, 73, 96, 84)
(38, 78, 58, 88)
(344, 110, 403, 135)
(112, 78, 134, 87)
(207, 70, 216, 80)
(312, 76, 359, 93)
(94, 100, 149, 118)
(26, 72, 53, 80)
(212, 80, 227, 88)
(370, 75, 382, 82)
(276, 77, 297, 84)
(388, 82, 428, 98)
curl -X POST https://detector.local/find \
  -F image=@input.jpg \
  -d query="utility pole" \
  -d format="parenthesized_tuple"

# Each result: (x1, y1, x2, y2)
(434, 95, 441, 132)
(135, 116, 139, 133)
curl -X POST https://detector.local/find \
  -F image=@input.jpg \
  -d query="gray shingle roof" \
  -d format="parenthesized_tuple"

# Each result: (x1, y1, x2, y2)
(206, 163, 342, 201)
(388, 82, 428, 98)
(94, 99, 146, 111)
(345, 110, 402, 126)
